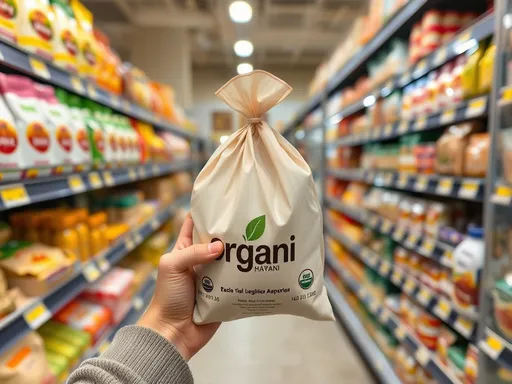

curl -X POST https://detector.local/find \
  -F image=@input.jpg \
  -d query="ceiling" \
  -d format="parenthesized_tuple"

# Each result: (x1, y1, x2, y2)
(83, 0, 368, 68)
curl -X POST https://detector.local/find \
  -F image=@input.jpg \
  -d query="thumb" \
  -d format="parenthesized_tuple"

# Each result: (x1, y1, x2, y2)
(170, 241, 224, 271)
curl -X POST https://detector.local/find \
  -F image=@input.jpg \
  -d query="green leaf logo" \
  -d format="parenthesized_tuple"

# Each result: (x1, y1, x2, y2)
(244, 215, 266, 241)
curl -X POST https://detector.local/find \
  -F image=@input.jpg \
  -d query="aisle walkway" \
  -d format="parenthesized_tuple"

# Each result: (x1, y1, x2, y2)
(189, 315, 376, 384)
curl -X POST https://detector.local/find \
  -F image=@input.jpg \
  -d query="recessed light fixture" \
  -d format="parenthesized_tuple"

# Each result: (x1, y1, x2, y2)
(234, 40, 253, 57)
(237, 63, 253, 75)
(229, 1, 252, 23)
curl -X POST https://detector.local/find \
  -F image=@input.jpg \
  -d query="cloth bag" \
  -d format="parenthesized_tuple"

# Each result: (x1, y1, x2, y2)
(192, 70, 333, 324)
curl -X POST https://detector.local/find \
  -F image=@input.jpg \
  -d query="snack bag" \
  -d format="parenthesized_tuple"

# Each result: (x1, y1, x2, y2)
(191, 70, 333, 324)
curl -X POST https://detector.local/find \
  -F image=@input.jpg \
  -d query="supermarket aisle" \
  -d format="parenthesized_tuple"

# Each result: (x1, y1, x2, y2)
(190, 315, 375, 384)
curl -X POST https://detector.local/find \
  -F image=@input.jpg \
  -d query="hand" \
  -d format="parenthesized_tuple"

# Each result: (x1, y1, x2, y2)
(138, 214, 224, 360)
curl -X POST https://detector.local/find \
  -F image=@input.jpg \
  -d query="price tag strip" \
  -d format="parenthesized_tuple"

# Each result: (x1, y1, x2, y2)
(403, 278, 417, 295)
(29, 57, 50, 79)
(128, 168, 137, 181)
(414, 116, 427, 131)
(397, 173, 409, 188)
(414, 175, 429, 192)
(466, 96, 487, 118)
(68, 175, 86, 193)
(97, 256, 110, 273)
(23, 302, 52, 329)
(440, 108, 456, 124)
(436, 177, 454, 195)
(492, 185, 512, 206)
(103, 171, 115, 186)
(458, 180, 480, 200)
(480, 330, 506, 361)
(453, 317, 475, 339)
(88, 172, 103, 189)
(0, 184, 30, 208)
(83, 263, 101, 282)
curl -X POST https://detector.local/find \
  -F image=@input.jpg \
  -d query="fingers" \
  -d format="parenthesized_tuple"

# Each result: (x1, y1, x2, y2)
(177, 214, 194, 243)
(170, 241, 224, 271)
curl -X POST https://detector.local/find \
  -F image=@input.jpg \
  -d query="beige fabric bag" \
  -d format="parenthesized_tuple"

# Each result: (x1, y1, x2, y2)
(192, 70, 333, 324)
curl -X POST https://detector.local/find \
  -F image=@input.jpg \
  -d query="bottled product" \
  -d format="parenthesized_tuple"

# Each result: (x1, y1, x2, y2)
(17, 0, 54, 59)
(88, 211, 108, 255)
(73, 208, 90, 261)
(34, 83, 74, 166)
(416, 310, 442, 350)
(50, 0, 79, 72)
(0, 74, 52, 169)
(52, 213, 81, 261)
(453, 226, 484, 313)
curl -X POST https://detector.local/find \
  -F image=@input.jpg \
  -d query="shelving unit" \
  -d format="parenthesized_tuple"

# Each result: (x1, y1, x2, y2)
(285, 0, 503, 382)
(0, 194, 190, 356)
(0, 39, 205, 142)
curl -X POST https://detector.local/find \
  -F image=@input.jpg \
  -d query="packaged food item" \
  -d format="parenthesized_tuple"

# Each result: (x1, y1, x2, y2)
(453, 226, 484, 313)
(0, 332, 49, 384)
(72, 209, 90, 261)
(493, 277, 512, 340)
(35, 83, 74, 167)
(191, 71, 333, 324)
(442, 11, 461, 42)
(408, 252, 422, 277)
(54, 299, 112, 342)
(50, 0, 79, 72)
(88, 211, 108, 255)
(462, 42, 486, 99)
(479, 39, 496, 94)
(45, 349, 70, 382)
(395, 346, 418, 384)
(420, 260, 442, 293)
(71, 0, 97, 79)
(451, 55, 468, 104)
(0, 241, 75, 296)
(39, 320, 92, 351)
(464, 133, 489, 177)
(425, 202, 450, 236)
(0, 0, 17, 42)
(82, 267, 134, 323)
(55, 89, 91, 169)
(0, 74, 52, 169)
(435, 122, 482, 175)
(416, 308, 442, 349)
(0, 268, 15, 318)
(81, 101, 105, 167)
(448, 345, 467, 382)
(437, 62, 454, 109)
(437, 326, 459, 366)
(94, 28, 122, 94)
(464, 344, 478, 384)
(0, 84, 22, 171)
(421, 10, 443, 58)
(43, 335, 81, 367)
(17, 0, 54, 59)
(52, 213, 81, 259)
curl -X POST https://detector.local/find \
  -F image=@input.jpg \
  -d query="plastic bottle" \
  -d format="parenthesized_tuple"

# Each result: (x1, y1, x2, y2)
(53, 213, 81, 260)
(88, 212, 108, 255)
(452, 226, 485, 314)
(73, 209, 90, 261)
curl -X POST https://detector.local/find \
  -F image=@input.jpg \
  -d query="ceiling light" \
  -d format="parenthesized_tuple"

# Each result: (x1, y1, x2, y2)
(229, 1, 252, 23)
(237, 63, 253, 75)
(234, 40, 253, 57)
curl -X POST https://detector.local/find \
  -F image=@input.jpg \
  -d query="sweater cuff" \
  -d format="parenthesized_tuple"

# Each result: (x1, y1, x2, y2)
(102, 325, 193, 383)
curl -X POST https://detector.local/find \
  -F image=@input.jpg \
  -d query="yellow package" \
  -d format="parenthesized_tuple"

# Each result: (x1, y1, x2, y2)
(461, 43, 486, 99)
(0, 0, 18, 42)
(71, 0, 97, 79)
(50, 0, 79, 72)
(479, 39, 496, 94)
(17, 0, 54, 59)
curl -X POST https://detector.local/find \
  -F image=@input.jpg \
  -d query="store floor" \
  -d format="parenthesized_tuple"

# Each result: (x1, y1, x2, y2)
(189, 315, 376, 384)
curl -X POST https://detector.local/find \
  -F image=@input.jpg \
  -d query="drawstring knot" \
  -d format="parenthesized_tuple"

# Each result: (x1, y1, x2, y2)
(247, 117, 262, 124)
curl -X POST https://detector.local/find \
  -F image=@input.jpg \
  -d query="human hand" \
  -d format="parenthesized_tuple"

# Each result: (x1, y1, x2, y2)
(138, 214, 224, 360)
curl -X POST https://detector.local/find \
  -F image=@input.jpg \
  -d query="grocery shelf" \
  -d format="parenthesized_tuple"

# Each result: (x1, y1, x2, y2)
(0, 40, 202, 141)
(479, 327, 512, 371)
(330, 95, 488, 147)
(83, 270, 157, 360)
(326, 277, 402, 384)
(282, 0, 430, 136)
(326, 252, 463, 384)
(0, 160, 197, 211)
(327, 168, 485, 202)
(327, 11, 494, 123)
(325, 196, 454, 267)
(0, 194, 189, 356)
(325, 223, 477, 339)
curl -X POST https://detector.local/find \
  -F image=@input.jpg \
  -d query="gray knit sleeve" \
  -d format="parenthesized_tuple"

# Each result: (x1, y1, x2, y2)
(67, 325, 194, 384)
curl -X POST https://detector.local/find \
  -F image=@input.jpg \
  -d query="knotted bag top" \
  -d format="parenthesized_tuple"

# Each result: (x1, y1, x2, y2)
(215, 70, 292, 125)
